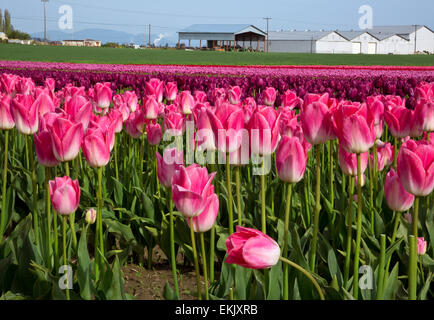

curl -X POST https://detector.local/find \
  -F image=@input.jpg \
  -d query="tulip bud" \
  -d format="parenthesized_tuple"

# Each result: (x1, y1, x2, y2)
(417, 237, 427, 255)
(85, 208, 97, 224)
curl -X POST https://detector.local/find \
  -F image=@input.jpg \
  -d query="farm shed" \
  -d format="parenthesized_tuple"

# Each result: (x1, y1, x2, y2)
(178, 24, 267, 51)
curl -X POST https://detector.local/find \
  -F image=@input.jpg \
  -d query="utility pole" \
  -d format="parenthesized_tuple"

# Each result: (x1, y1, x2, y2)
(413, 24, 418, 54)
(148, 24, 151, 47)
(41, 0, 49, 43)
(263, 17, 271, 52)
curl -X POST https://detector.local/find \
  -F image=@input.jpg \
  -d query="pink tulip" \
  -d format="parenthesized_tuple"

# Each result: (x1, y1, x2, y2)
(276, 136, 307, 183)
(366, 96, 385, 139)
(338, 145, 369, 176)
(145, 78, 164, 103)
(333, 101, 376, 154)
(0, 94, 15, 130)
(397, 139, 434, 196)
(280, 90, 300, 110)
(187, 187, 219, 233)
(415, 82, 434, 102)
(10, 94, 38, 135)
(0, 73, 18, 94)
(263, 87, 277, 106)
(49, 176, 80, 215)
(384, 168, 415, 212)
(34, 90, 55, 117)
(164, 82, 178, 102)
(417, 237, 427, 255)
(16, 77, 35, 96)
(64, 95, 93, 131)
(147, 122, 162, 145)
(300, 100, 335, 145)
(211, 88, 226, 103)
(94, 82, 112, 109)
(373, 141, 394, 171)
(171, 164, 216, 217)
(228, 86, 242, 105)
(194, 90, 208, 104)
(207, 103, 245, 154)
(225, 226, 280, 269)
(242, 98, 256, 124)
(34, 130, 60, 167)
(85, 208, 97, 224)
(45, 78, 56, 92)
(163, 110, 185, 136)
(82, 126, 111, 167)
(156, 148, 184, 188)
(247, 105, 281, 155)
(414, 99, 434, 133)
(195, 107, 216, 151)
(125, 111, 143, 138)
(384, 105, 413, 138)
(49, 116, 83, 162)
(143, 95, 160, 120)
(108, 109, 123, 133)
(89, 116, 116, 151)
(123, 91, 138, 112)
(180, 91, 194, 115)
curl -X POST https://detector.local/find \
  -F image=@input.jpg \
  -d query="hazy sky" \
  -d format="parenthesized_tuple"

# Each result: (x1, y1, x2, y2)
(2, 0, 433, 36)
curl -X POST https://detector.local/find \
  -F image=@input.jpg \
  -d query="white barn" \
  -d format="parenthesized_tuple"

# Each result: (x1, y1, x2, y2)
(267, 25, 433, 54)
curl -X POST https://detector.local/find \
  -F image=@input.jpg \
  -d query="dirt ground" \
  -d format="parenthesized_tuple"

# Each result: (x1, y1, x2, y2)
(122, 246, 204, 300)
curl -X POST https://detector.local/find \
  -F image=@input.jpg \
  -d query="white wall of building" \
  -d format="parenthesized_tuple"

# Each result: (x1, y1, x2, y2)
(409, 26, 434, 53)
(351, 33, 379, 54)
(316, 32, 352, 53)
(378, 35, 410, 54)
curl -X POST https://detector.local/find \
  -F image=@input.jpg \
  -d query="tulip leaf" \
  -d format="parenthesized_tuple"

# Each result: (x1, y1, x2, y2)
(163, 281, 177, 300)
(77, 227, 92, 300)
(235, 265, 251, 300)
(418, 272, 432, 300)
(266, 260, 282, 300)
(105, 256, 126, 300)
(112, 177, 124, 206)
(383, 262, 399, 300)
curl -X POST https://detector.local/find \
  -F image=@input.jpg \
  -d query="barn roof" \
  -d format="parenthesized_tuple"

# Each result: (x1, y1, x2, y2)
(268, 30, 332, 41)
(179, 24, 266, 35)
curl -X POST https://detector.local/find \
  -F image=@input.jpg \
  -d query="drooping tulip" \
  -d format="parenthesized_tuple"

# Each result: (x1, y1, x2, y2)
(247, 105, 281, 155)
(156, 147, 184, 188)
(276, 136, 307, 183)
(49, 116, 84, 162)
(49, 176, 80, 215)
(10, 94, 38, 135)
(397, 139, 434, 196)
(384, 168, 415, 212)
(225, 226, 280, 269)
(171, 164, 216, 217)
(0, 94, 15, 130)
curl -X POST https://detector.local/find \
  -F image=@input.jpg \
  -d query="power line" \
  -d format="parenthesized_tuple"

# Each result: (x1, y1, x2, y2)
(41, 0, 49, 42)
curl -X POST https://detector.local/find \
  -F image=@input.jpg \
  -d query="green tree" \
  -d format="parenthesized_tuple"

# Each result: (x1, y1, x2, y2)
(0, 9, 4, 32)
(4, 9, 11, 34)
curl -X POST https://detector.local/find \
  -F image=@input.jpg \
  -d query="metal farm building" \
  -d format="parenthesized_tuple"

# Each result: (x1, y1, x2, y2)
(268, 25, 434, 54)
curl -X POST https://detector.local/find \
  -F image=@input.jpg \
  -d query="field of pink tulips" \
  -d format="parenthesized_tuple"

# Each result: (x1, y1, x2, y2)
(0, 67, 433, 301)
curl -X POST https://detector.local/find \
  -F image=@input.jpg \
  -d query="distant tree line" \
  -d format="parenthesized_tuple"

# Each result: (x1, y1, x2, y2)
(0, 8, 31, 40)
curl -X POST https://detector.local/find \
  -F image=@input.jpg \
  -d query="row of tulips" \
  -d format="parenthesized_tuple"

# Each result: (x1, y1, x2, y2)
(1, 62, 433, 110)
(0, 72, 433, 300)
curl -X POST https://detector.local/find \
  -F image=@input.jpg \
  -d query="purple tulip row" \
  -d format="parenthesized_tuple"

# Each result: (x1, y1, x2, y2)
(1, 61, 433, 110)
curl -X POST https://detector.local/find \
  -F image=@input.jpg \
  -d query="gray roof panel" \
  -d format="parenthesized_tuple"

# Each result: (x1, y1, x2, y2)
(179, 24, 252, 34)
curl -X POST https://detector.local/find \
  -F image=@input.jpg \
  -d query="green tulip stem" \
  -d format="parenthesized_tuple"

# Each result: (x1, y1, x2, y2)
(408, 235, 417, 300)
(62, 215, 70, 300)
(114, 136, 119, 181)
(200, 232, 209, 300)
(28, 135, 40, 248)
(279, 257, 325, 300)
(282, 183, 293, 300)
(376, 234, 386, 299)
(226, 153, 234, 235)
(353, 153, 363, 299)
(394, 137, 398, 170)
(64, 162, 77, 250)
(328, 140, 334, 209)
(235, 166, 242, 226)
(45, 167, 52, 269)
(384, 211, 400, 286)
(310, 144, 321, 272)
(168, 188, 179, 298)
(189, 217, 202, 300)
(373, 142, 378, 190)
(260, 157, 266, 235)
(343, 175, 355, 288)
(0, 130, 9, 241)
(368, 149, 374, 235)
